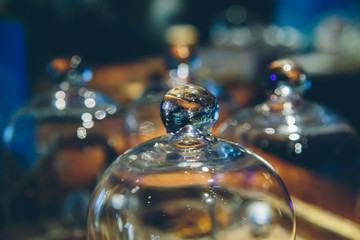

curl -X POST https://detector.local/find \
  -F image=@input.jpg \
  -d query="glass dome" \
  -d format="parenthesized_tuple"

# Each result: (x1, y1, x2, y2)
(87, 84, 295, 240)
(127, 24, 238, 145)
(1, 55, 131, 239)
(217, 59, 360, 220)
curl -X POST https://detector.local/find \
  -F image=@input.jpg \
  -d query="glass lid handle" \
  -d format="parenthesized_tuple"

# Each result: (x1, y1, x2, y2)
(264, 59, 311, 99)
(160, 84, 219, 134)
(46, 55, 92, 86)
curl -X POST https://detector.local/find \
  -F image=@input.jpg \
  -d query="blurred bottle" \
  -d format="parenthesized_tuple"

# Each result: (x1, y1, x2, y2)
(217, 59, 360, 223)
(128, 24, 238, 144)
(0, 55, 131, 239)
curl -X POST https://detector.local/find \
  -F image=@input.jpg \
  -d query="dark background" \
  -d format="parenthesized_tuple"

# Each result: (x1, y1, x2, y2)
(1, 0, 360, 131)
(1, 0, 275, 84)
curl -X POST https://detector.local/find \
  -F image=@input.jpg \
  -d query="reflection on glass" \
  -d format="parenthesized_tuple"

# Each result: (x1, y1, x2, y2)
(218, 59, 360, 222)
(87, 84, 296, 240)
(1, 55, 131, 239)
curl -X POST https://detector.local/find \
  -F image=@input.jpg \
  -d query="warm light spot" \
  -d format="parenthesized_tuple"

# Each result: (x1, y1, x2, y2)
(81, 112, 92, 122)
(288, 125, 298, 132)
(265, 128, 275, 135)
(286, 116, 295, 125)
(106, 105, 117, 114)
(177, 63, 189, 79)
(83, 120, 94, 129)
(60, 81, 70, 91)
(247, 201, 272, 225)
(283, 102, 294, 114)
(111, 194, 126, 210)
(85, 98, 96, 108)
(300, 74, 306, 81)
(55, 90, 66, 99)
(169, 69, 177, 80)
(263, 25, 285, 46)
(55, 99, 66, 110)
(77, 127, 87, 139)
(84, 90, 96, 99)
(175, 77, 188, 85)
(177, 45, 190, 58)
(131, 186, 139, 194)
(281, 86, 290, 97)
(241, 123, 251, 130)
(289, 133, 300, 141)
(283, 63, 292, 71)
(295, 143, 302, 154)
(295, 143, 302, 148)
(95, 110, 106, 120)
(202, 166, 209, 172)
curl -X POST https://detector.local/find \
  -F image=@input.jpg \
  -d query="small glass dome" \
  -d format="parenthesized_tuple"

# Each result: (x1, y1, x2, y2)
(87, 84, 295, 240)
(217, 59, 360, 219)
(1, 55, 131, 239)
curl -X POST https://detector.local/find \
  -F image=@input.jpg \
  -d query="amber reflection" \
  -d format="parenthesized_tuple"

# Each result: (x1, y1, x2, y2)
(50, 57, 71, 73)
(267, 59, 306, 84)
(141, 171, 212, 187)
(54, 145, 106, 186)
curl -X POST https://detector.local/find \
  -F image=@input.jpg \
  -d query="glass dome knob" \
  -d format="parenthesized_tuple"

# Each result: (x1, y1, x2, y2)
(264, 59, 311, 98)
(160, 84, 219, 134)
(46, 54, 92, 85)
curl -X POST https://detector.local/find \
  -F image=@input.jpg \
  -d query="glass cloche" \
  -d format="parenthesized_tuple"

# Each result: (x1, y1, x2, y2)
(1, 55, 131, 239)
(127, 24, 238, 145)
(87, 84, 296, 240)
(217, 59, 360, 220)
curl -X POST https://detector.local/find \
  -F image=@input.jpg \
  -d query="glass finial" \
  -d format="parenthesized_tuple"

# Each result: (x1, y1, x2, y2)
(160, 84, 219, 134)
(264, 59, 311, 98)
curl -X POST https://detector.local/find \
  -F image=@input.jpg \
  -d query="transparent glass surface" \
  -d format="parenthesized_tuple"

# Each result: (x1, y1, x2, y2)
(87, 84, 296, 240)
(1, 55, 131, 239)
(127, 24, 238, 145)
(217, 59, 360, 221)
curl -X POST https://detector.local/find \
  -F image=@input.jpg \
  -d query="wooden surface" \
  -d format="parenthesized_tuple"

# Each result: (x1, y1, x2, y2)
(293, 197, 360, 240)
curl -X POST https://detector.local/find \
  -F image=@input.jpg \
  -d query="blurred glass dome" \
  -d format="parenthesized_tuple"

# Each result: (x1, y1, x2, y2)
(87, 84, 295, 240)
(127, 24, 238, 145)
(217, 59, 360, 219)
(1, 55, 131, 239)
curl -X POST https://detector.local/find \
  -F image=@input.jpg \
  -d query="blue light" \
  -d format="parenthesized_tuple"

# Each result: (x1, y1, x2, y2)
(0, 19, 27, 129)
(82, 68, 93, 82)
(289, 200, 294, 211)
(270, 74, 277, 81)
